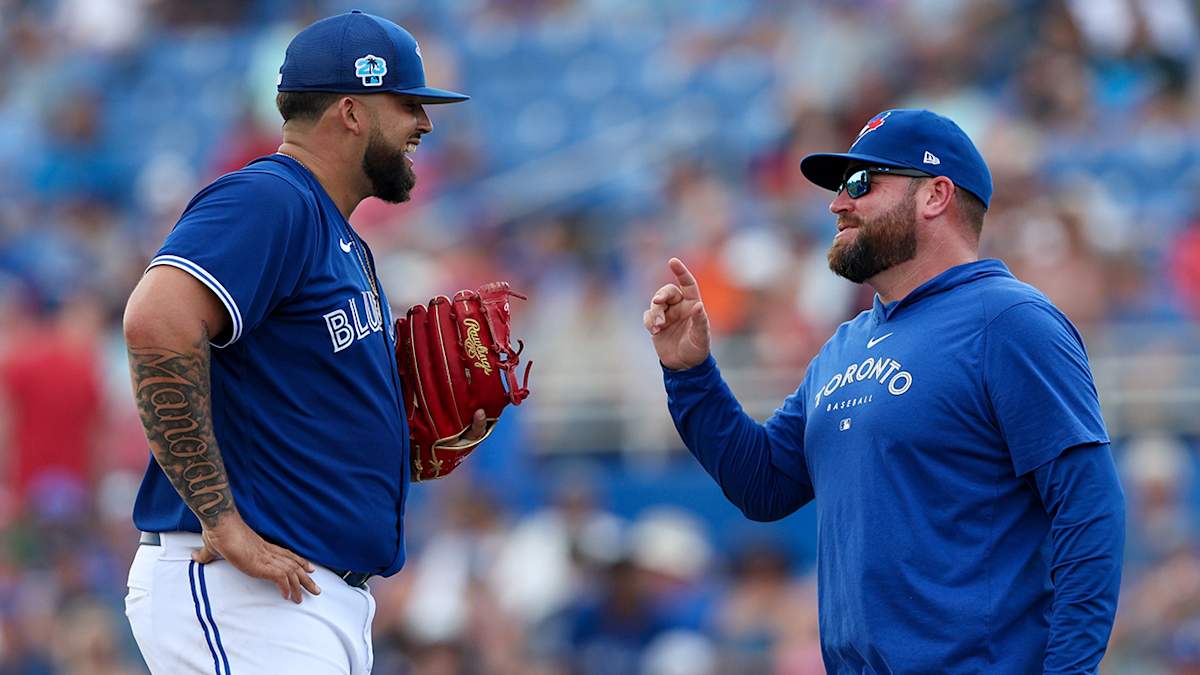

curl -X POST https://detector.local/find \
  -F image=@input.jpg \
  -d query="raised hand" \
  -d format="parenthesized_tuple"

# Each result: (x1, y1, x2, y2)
(643, 258, 711, 371)
(193, 512, 321, 604)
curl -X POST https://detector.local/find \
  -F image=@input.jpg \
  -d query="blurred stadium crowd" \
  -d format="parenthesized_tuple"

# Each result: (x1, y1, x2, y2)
(0, 0, 1198, 672)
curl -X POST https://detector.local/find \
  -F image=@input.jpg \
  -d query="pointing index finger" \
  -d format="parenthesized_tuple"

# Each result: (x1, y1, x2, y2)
(668, 258, 701, 299)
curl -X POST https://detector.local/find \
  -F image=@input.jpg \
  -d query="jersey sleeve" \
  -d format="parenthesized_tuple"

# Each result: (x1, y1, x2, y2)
(983, 301, 1109, 476)
(147, 172, 314, 347)
(1030, 443, 1125, 672)
(664, 355, 814, 521)
(763, 371, 813, 485)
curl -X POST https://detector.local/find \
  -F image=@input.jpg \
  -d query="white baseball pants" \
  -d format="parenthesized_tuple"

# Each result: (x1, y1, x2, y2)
(125, 532, 376, 674)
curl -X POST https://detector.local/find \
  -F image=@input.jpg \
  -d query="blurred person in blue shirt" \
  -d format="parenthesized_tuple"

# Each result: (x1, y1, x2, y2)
(566, 557, 674, 675)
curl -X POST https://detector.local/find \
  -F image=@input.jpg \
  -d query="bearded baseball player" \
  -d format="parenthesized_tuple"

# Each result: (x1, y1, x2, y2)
(645, 109, 1125, 673)
(123, 11, 488, 674)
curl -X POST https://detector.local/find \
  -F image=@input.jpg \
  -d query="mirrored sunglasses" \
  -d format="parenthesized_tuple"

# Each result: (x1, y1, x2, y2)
(838, 166, 934, 199)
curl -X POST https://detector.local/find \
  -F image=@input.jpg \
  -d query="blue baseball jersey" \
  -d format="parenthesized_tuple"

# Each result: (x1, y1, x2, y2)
(665, 259, 1117, 673)
(133, 154, 412, 576)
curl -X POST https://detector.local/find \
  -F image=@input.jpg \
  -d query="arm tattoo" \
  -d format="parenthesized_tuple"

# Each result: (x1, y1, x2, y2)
(128, 328, 234, 526)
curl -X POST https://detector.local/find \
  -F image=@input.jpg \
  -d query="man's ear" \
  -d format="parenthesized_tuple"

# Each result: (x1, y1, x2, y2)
(921, 176, 955, 219)
(334, 96, 369, 135)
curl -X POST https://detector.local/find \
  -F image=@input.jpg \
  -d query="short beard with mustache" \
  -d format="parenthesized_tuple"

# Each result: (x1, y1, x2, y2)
(827, 180, 920, 284)
(362, 126, 416, 204)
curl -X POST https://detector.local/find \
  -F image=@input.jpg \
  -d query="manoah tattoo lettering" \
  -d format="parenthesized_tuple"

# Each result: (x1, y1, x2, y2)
(128, 334, 232, 525)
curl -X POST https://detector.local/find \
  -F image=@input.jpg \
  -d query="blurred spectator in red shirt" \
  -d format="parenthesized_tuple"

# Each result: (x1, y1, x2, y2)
(0, 292, 104, 516)
(1169, 217, 1200, 318)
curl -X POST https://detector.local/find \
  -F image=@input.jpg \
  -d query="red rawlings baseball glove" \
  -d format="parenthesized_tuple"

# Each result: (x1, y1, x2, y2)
(395, 282, 531, 481)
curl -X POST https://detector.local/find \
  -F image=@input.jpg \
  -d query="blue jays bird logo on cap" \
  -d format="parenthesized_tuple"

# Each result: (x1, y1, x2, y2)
(354, 54, 387, 87)
(854, 111, 891, 143)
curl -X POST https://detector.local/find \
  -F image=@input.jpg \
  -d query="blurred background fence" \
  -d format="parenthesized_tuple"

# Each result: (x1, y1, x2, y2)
(0, 0, 1198, 673)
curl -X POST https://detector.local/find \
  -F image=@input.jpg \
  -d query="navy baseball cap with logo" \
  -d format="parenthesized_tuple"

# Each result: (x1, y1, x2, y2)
(278, 10, 468, 104)
(800, 109, 992, 207)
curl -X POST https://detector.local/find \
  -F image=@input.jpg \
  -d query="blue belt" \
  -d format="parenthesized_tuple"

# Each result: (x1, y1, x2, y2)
(138, 532, 371, 588)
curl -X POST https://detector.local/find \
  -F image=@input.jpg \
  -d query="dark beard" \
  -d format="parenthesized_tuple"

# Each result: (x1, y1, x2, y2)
(362, 127, 416, 204)
(827, 185, 919, 284)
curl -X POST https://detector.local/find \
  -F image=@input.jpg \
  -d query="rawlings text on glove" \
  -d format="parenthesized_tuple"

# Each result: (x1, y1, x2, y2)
(395, 282, 531, 481)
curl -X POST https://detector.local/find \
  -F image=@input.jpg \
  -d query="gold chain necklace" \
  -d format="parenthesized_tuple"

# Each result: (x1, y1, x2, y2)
(277, 152, 381, 313)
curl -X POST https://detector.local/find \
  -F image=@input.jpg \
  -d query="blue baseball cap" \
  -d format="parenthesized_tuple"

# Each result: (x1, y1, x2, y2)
(800, 109, 992, 207)
(278, 10, 468, 104)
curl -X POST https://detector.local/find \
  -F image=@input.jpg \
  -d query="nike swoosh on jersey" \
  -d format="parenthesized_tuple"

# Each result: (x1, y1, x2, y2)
(339, 238, 354, 253)
(867, 332, 894, 348)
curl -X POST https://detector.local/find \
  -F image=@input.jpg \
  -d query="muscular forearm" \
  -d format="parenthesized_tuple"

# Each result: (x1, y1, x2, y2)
(127, 326, 237, 527)
(1031, 443, 1125, 674)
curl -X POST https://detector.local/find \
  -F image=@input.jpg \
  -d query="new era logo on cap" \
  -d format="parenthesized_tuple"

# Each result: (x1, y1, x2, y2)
(923, 151, 940, 165)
